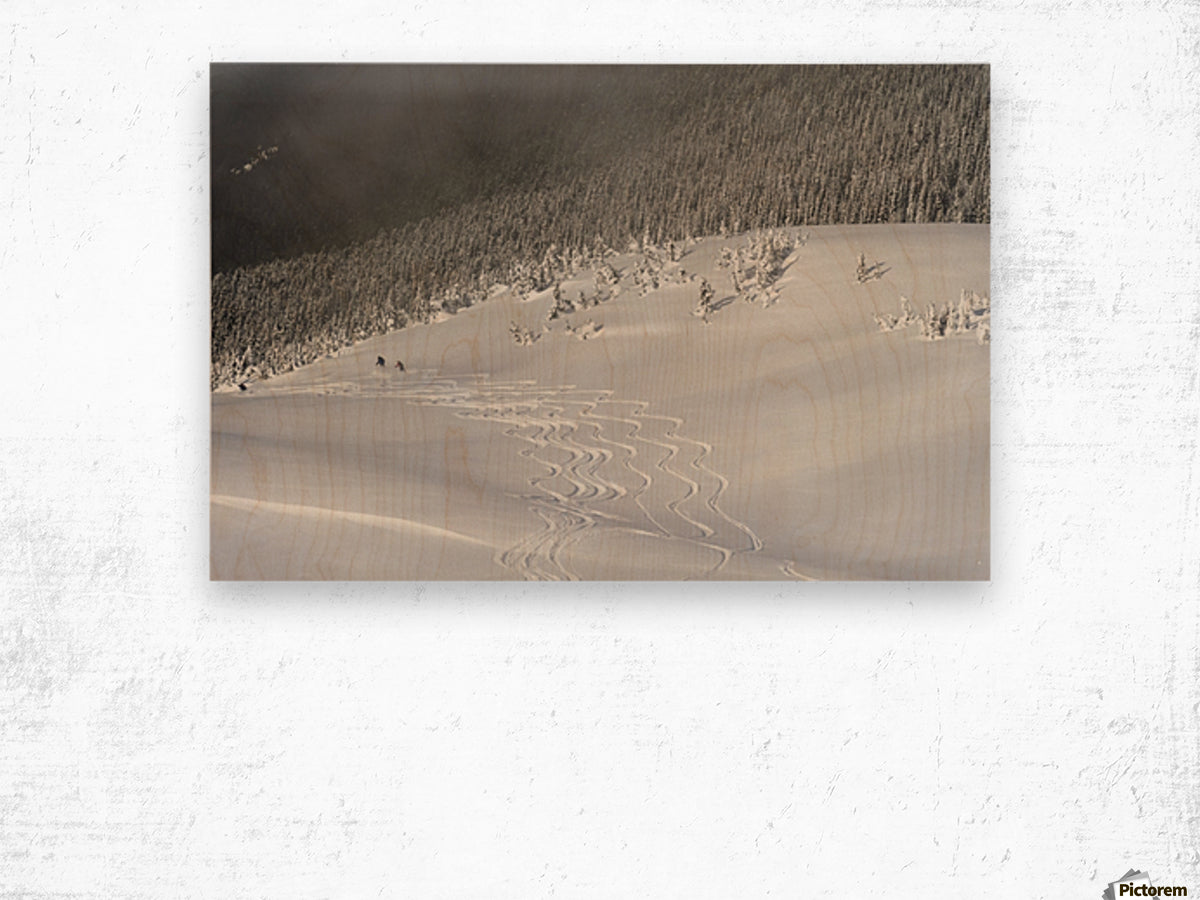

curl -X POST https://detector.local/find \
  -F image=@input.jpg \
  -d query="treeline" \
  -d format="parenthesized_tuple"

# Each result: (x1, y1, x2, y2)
(212, 65, 989, 388)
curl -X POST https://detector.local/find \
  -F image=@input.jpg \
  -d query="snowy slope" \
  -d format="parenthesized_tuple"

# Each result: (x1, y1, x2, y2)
(211, 224, 989, 580)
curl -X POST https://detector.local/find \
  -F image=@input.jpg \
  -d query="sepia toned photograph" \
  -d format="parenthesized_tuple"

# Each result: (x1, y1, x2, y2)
(210, 64, 990, 580)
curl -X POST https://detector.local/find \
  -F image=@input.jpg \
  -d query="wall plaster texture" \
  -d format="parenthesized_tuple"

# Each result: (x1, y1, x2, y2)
(1, 2, 1198, 897)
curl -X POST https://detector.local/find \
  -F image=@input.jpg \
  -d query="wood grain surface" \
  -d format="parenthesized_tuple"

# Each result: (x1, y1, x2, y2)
(212, 225, 990, 580)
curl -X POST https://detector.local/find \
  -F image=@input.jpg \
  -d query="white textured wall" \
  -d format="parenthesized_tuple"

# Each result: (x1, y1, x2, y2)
(2, 2, 1198, 896)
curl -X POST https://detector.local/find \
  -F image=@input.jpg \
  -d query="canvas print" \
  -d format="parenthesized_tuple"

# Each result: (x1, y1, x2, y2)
(210, 64, 990, 580)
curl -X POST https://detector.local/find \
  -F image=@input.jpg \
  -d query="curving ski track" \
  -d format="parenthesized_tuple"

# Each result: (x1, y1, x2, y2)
(264, 374, 811, 580)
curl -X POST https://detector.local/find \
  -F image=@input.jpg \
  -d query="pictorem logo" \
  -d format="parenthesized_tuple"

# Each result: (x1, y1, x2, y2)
(1103, 870, 1189, 899)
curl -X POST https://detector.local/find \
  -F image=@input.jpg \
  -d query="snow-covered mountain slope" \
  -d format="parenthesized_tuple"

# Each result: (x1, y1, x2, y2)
(212, 224, 989, 580)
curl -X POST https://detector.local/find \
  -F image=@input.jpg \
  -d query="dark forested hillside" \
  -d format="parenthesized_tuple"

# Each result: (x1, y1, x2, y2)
(211, 64, 988, 388)
(211, 64, 697, 274)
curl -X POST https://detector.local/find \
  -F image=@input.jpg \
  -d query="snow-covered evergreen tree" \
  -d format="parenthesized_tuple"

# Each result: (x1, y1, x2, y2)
(546, 282, 575, 321)
(694, 277, 716, 324)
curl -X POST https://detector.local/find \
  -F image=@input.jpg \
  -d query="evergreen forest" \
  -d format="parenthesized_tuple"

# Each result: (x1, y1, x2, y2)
(211, 64, 989, 388)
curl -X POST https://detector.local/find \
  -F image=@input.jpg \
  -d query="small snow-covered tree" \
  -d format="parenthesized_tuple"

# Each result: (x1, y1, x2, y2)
(546, 282, 574, 321)
(596, 261, 620, 286)
(694, 278, 716, 324)
(855, 252, 869, 283)
(509, 321, 540, 346)
(873, 311, 900, 331)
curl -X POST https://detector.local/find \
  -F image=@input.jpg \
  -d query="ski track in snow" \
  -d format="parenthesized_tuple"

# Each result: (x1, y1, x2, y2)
(260, 373, 811, 580)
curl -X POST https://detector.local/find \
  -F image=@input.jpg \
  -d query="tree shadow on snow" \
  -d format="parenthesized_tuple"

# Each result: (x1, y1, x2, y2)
(861, 261, 891, 282)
